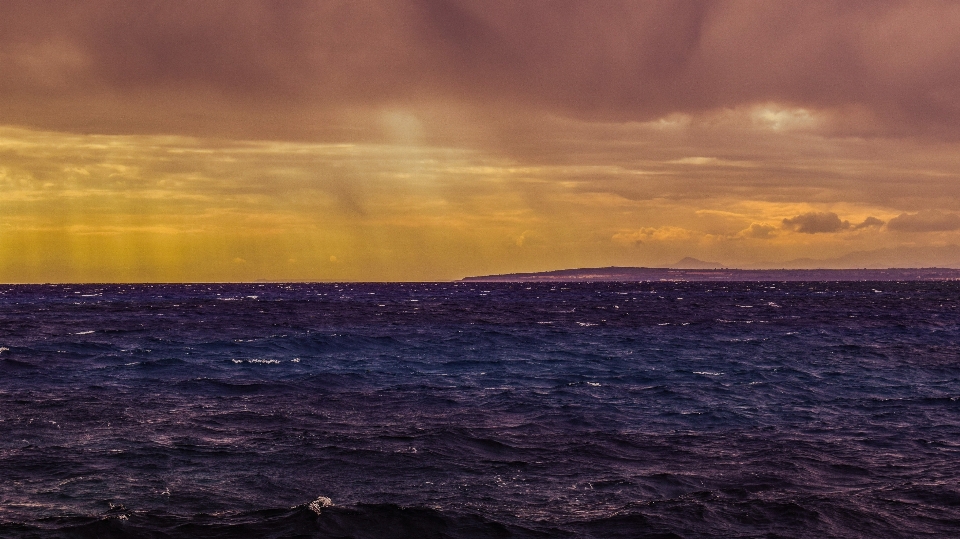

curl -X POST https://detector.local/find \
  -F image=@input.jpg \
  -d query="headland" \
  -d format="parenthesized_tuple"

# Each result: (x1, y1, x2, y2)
(461, 267, 960, 282)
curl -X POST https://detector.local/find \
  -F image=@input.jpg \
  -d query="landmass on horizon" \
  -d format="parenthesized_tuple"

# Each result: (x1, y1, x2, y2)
(462, 258, 960, 282)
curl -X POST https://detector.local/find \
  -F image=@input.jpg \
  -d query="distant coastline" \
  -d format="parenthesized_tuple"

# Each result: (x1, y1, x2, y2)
(461, 267, 960, 282)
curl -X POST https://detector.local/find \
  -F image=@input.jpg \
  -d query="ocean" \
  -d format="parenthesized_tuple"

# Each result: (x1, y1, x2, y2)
(0, 281, 958, 538)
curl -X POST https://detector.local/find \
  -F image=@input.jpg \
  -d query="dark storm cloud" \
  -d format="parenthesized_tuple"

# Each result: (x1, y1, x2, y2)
(782, 212, 849, 234)
(2, 1, 960, 139)
(886, 210, 960, 232)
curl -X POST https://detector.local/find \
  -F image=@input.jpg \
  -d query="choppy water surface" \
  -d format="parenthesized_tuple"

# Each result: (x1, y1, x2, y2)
(1, 282, 958, 538)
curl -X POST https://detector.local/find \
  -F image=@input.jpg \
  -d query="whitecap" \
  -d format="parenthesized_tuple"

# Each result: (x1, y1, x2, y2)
(251, 358, 279, 364)
(75, 330, 95, 335)
(308, 496, 334, 514)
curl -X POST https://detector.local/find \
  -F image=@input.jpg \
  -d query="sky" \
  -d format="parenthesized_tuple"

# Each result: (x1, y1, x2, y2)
(3, 0, 960, 282)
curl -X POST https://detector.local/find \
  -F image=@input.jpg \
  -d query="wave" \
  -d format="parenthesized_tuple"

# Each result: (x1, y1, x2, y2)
(1, 501, 561, 539)
(0, 357, 38, 371)
(4, 495, 926, 539)
(6, 488, 952, 538)
(0, 497, 712, 539)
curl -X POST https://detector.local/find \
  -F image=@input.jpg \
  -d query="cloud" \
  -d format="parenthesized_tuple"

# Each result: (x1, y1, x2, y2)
(781, 212, 849, 234)
(853, 216, 884, 229)
(2, 1, 960, 139)
(612, 226, 694, 245)
(739, 222, 777, 239)
(887, 210, 960, 232)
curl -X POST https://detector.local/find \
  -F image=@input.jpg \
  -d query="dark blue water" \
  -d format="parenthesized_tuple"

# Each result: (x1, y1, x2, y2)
(1, 282, 958, 538)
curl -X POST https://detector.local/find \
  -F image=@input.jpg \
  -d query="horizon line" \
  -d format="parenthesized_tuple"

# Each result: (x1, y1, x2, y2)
(3, 266, 960, 285)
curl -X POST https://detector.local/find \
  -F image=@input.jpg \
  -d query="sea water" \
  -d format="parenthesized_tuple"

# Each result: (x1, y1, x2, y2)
(0, 282, 958, 538)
